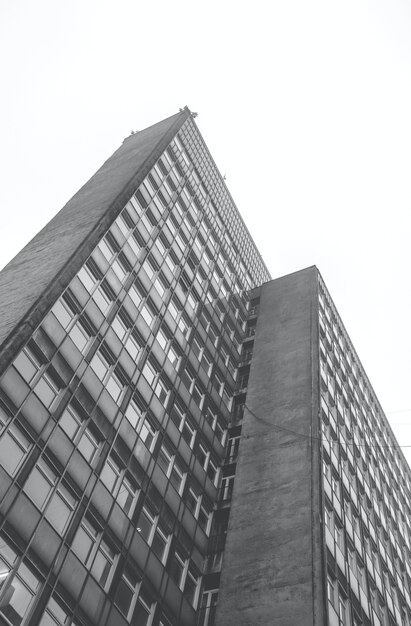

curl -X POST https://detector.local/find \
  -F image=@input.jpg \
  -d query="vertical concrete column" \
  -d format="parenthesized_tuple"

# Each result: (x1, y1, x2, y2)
(215, 267, 325, 626)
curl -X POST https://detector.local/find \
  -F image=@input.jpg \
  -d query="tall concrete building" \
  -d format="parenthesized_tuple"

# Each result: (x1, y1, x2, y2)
(0, 108, 410, 626)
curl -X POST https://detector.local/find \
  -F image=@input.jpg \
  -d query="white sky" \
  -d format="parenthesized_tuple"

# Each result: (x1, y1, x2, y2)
(1, 0, 411, 461)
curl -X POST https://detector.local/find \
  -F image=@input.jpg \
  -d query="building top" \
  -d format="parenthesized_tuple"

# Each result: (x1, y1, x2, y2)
(0, 108, 271, 374)
(0, 110, 190, 370)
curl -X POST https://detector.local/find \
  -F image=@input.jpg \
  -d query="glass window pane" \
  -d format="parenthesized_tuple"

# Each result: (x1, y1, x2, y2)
(24, 466, 53, 509)
(133, 601, 151, 626)
(14, 350, 39, 384)
(93, 287, 111, 313)
(100, 460, 120, 493)
(33, 376, 58, 408)
(115, 578, 134, 617)
(69, 322, 89, 352)
(78, 267, 96, 292)
(0, 430, 29, 476)
(106, 374, 123, 402)
(90, 353, 109, 381)
(125, 335, 140, 360)
(60, 407, 81, 439)
(45, 489, 74, 534)
(152, 529, 167, 562)
(141, 305, 154, 327)
(170, 555, 184, 588)
(137, 510, 153, 542)
(157, 447, 171, 475)
(2, 577, 35, 625)
(51, 300, 74, 330)
(139, 418, 155, 448)
(72, 525, 95, 563)
(125, 401, 142, 429)
(91, 550, 112, 587)
(112, 316, 127, 341)
(117, 477, 136, 515)
(77, 430, 99, 463)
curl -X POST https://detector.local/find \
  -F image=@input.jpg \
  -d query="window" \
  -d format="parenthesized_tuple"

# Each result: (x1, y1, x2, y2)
(169, 551, 200, 608)
(327, 575, 336, 607)
(33, 370, 61, 408)
(125, 399, 158, 450)
(125, 332, 141, 361)
(215, 416, 226, 445)
(153, 275, 166, 297)
(142, 361, 157, 386)
(69, 319, 91, 354)
(167, 344, 181, 368)
(51, 295, 76, 330)
(116, 212, 133, 236)
(191, 337, 202, 360)
(0, 423, 31, 476)
(112, 314, 128, 341)
(157, 444, 185, 494)
(137, 505, 170, 564)
(39, 596, 76, 626)
(214, 372, 224, 396)
(78, 265, 97, 292)
(129, 283, 142, 308)
(98, 237, 115, 262)
(92, 282, 113, 314)
(207, 459, 219, 485)
(112, 312, 142, 361)
(111, 258, 128, 283)
(100, 454, 138, 517)
(169, 458, 185, 493)
(0, 401, 11, 433)
(141, 304, 155, 328)
(170, 550, 185, 588)
(154, 377, 170, 406)
(13, 346, 41, 384)
(90, 349, 125, 402)
(127, 233, 141, 257)
(198, 590, 218, 626)
(186, 485, 212, 534)
(24, 458, 76, 534)
(115, 565, 155, 625)
(338, 595, 348, 624)
(177, 314, 191, 339)
(226, 436, 240, 463)
(184, 563, 200, 608)
(72, 518, 116, 589)
(90, 350, 110, 381)
(134, 589, 155, 626)
(60, 404, 101, 465)
(0, 538, 40, 626)
(181, 369, 195, 393)
(192, 382, 205, 409)
(181, 417, 195, 447)
(115, 562, 140, 620)
(197, 443, 209, 470)
(170, 402, 196, 447)
(139, 415, 157, 449)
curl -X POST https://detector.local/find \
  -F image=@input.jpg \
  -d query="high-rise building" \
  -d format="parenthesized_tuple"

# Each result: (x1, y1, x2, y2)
(0, 108, 410, 626)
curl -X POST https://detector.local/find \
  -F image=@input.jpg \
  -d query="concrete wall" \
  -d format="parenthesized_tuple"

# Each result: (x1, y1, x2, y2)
(215, 267, 325, 626)
(0, 110, 189, 374)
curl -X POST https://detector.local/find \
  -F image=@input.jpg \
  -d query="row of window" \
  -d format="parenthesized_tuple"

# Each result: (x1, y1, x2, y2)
(177, 123, 268, 287)
(0, 533, 172, 626)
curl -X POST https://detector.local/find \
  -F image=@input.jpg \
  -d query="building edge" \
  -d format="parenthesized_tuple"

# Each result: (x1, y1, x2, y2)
(0, 109, 192, 377)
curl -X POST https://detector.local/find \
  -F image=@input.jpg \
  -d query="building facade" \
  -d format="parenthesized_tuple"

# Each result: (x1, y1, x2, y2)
(0, 109, 410, 626)
(0, 108, 269, 626)
(214, 268, 411, 626)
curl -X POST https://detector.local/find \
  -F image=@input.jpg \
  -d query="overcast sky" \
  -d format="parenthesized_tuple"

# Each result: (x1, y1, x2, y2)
(1, 0, 411, 461)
